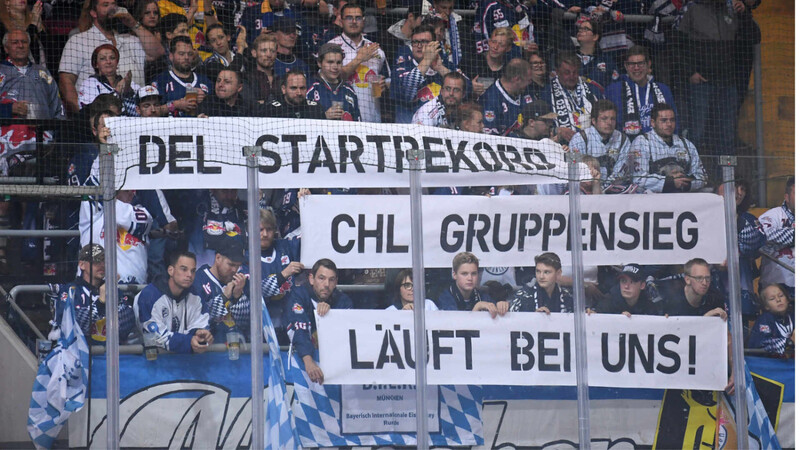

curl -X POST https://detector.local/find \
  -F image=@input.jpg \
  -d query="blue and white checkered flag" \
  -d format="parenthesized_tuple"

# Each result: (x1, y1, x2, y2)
(262, 303, 299, 450)
(27, 286, 90, 449)
(744, 364, 782, 449)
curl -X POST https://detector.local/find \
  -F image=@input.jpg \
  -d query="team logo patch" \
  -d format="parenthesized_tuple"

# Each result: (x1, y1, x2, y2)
(597, 62, 606, 72)
(292, 304, 304, 314)
(623, 121, 641, 135)
(162, 307, 169, 318)
(39, 70, 52, 84)
(484, 110, 495, 122)
(676, 149, 687, 158)
(759, 324, 770, 333)
(281, 255, 290, 265)
(204, 220, 224, 236)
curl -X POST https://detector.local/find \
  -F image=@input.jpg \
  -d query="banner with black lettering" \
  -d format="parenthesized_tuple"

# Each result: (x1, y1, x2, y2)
(299, 193, 725, 267)
(318, 311, 728, 390)
(105, 117, 580, 190)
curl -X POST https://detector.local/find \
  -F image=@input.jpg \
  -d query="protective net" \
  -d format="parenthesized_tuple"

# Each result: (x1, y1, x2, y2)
(0, 0, 794, 447)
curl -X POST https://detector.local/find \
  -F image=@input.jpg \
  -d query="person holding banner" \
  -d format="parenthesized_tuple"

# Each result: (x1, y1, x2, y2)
(592, 264, 662, 316)
(386, 269, 438, 311)
(284, 258, 352, 384)
(662, 258, 727, 320)
(134, 250, 214, 353)
(437, 252, 507, 317)
(509, 252, 574, 314)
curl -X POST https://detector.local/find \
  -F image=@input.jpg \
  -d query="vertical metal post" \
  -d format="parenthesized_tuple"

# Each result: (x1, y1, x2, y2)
(244, 146, 265, 450)
(720, 157, 750, 448)
(567, 154, 590, 450)
(753, 44, 766, 207)
(407, 148, 429, 450)
(98, 143, 120, 450)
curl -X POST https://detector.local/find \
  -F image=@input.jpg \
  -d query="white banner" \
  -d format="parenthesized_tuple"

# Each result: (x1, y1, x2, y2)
(299, 193, 726, 267)
(318, 311, 728, 390)
(105, 117, 581, 190)
(340, 385, 440, 433)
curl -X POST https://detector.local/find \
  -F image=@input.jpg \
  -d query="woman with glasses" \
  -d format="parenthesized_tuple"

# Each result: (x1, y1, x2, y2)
(386, 269, 438, 311)
(572, 18, 618, 89)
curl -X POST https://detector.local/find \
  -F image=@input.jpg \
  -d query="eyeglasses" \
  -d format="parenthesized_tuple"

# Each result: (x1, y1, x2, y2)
(686, 275, 712, 283)
(577, 26, 593, 33)
(400, 282, 414, 290)
(411, 40, 431, 47)
(625, 60, 647, 68)
(343, 15, 364, 22)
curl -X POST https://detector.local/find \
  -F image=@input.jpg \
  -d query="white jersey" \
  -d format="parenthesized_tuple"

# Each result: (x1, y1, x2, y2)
(758, 203, 795, 287)
(79, 198, 153, 285)
(412, 97, 448, 127)
(568, 125, 630, 181)
(613, 130, 706, 193)
(327, 34, 389, 123)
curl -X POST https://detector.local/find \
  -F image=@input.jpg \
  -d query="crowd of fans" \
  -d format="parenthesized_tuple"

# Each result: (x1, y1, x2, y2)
(0, 0, 790, 381)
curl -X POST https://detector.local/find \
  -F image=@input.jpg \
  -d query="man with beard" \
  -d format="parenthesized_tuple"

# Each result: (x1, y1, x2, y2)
(412, 71, 465, 127)
(199, 69, 249, 116)
(284, 258, 352, 384)
(545, 51, 603, 144)
(242, 34, 278, 110)
(327, 3, 389, 123)
(193, 237, 250, 340)
(152, 36, 213, 117)
(612, 103, 706, 193)
(606, 46, 677, 139)
(515, 100, 557, 141)
(307, 43, 361, 121)
(59, 0, 161, 113)
(264, 69, 326, 119)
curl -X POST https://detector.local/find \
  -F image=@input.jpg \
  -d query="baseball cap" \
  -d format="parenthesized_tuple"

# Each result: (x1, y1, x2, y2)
(618, 264, 645, 282)
(271, 17, 297, 34)
(522, 100, 557, 121)
(137, 85, 161, 103)
(217, 238, 246, 264)
(79, 244, 105, 263)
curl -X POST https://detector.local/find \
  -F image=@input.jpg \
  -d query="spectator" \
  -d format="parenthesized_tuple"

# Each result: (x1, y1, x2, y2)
(258, 209, 302, 345)
(453, 101, 483, 133)
(606, 45, 677, 139)
(387, 268, 438, 310)
(568, 99, 630, 182)
(78, 44, 140, 115)
(715, 179, 766, 319)
(264, 69, 326, 119)
(198, 68, 248, 116)
(758, 176, 794, 293)
(677, 0, 738, 157)
(183, 188, 245, 269)
(271, 17, 309, 78)
(592, 264, 662, 316)
(0, 29, 64, 156)
(514, 99, 556, 141)
(157, 0, 218, 60)
(238, 0, 303, 47)
(193, 237, 250, 339)
(50, 244, 136, 342)
(60, 0, 161, 113)
(135, 85, 163, 117)
(0, 0, 46, 67)
(572, 18, 618, 89)
(470, 27, 514, 97)
(438, 252, 507, 316)
(509, 252, 574, 314)
(134, 250, 214, 353)
(525, 51, 547, 101)
(328, 3, 389, 123)
(545, 51, 603, 144)
(136, 0, 162, 81)
(393, 24, 457, 123)
(426, 0, 463, 67)
(480, 58, 532, 135)
(200, 24, 244, 83)
(412, 71, 465, 127)
(284, 258, 353, 384)
(79, 185, 153, 284)
(242, 34, 278, 110)
(382, 1, 423, 66)
(142, 12, 187, 83)
(662, 258, 727, 319)
(747, 284, 794, 357)
(152, 35, 213, 117)
(307, 43, 361, 121)
(612, 103, 707, 193)
(472, 0, 537, 60)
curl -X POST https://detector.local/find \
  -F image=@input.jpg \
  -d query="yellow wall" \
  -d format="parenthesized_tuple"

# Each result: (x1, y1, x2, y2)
(739, 1, 794, 206)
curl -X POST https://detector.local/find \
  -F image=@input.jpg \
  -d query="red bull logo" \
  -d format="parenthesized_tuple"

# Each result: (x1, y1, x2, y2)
(416, 82, 441, 103)
(352, 65, 375, 89)
(118, 228, 143, 251)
